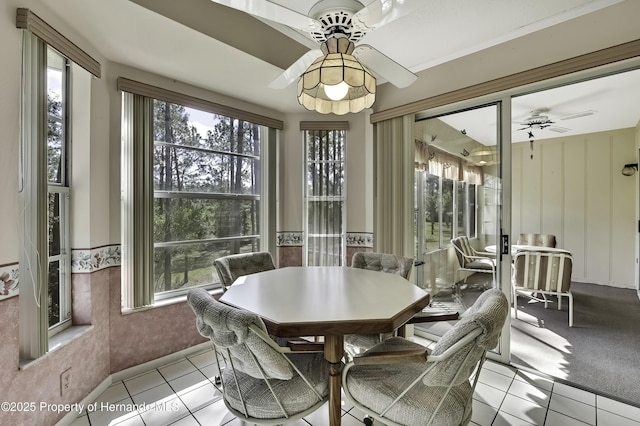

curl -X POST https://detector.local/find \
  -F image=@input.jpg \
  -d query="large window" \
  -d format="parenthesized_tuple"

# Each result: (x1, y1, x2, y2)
(120, 79, 279, 308)
(304, 128, 346, 266)
(152, 102, 262, 296)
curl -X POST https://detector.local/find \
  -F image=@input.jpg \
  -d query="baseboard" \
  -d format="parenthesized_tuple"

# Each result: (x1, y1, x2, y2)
(111, 341, 211, 382)
(55, 342, 211, 426)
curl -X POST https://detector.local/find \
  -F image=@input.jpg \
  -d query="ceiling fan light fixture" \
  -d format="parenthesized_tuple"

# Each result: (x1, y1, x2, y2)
(468, 146, 497, 166)
(297, 38, 376, 115)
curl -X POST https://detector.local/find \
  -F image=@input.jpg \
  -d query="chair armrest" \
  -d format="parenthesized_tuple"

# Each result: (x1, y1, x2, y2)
(286, 339, 325, 352)
(466, 254, 496, 265)
(406, 311, 459, 324)
(353, 349, 428, 365)
(475, 251, 496, 258)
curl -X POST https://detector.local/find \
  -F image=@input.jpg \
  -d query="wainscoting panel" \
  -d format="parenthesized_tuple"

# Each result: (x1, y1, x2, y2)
(512, 128, 636, 288)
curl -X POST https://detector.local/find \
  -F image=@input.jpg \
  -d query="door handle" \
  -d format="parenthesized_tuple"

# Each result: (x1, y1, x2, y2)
(501, 235, 509, 255)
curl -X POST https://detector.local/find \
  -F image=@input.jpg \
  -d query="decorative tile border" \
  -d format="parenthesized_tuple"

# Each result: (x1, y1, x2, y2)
(0, 245, 122, 301)
(276, 232, 303, 246)
(346, 232, 374, 248)
(0, 263, 19, 301)
(71, 245, 121, 273)
(276, 232, 374, 248)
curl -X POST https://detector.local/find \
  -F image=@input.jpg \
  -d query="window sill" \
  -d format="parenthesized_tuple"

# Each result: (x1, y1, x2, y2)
(19, 325, 93, 370)
(120, 289, 223, 315)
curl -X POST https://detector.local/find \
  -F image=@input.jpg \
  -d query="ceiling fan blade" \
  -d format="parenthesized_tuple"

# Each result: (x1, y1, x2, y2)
(352, 0, 423, 31)
(353, 44, 417, 88)
(268, 49, 322, 89)
(210, 0, 321, 32)
(558, 110, 597, 120)
(548, 125, 571, 133)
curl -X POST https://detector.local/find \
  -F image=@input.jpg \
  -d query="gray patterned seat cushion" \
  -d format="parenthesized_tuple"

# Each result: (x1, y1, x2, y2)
(351, 252, 414, 279)
(345, 338, 472, 426)
(187, 288, 329, 420)
(344, 289, 508, 426)
(214, 252, 276, 290)
(222, 351, 328, 419)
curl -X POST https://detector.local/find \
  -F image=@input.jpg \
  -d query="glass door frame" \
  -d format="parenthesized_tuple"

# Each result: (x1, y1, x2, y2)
(411, 57, 640, 365)
(413, 99, 512, 364)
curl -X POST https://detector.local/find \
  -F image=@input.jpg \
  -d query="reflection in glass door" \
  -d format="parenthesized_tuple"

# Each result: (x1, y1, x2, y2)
(413, 104, 503, 350)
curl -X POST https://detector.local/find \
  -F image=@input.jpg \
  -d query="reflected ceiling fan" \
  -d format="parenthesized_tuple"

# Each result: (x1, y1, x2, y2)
(210, 0, 420, 114)
(516, 108, 597, 159)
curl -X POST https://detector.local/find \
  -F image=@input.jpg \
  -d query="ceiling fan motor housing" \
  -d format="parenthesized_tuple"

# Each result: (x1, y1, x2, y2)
(308, 0, 367, 42)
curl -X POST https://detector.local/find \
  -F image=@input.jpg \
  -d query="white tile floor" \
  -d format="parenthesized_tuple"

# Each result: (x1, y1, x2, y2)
(69, 341, 640, 426)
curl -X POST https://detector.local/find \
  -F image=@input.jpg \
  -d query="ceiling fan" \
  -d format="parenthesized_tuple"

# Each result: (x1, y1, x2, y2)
(209, 0, 420, 113)
(516, 108, 596, 159)
(517, 108, 597, 134)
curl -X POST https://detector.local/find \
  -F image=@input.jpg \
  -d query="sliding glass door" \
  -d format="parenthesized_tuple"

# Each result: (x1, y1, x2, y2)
(413, 103, 509, 359)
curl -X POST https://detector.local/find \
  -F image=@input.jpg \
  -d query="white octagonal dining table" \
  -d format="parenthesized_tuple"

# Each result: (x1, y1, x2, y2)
(219, 266, 431, 426)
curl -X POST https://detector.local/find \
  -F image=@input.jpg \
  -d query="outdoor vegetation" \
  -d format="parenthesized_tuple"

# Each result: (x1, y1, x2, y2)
(152, 101, 261, 293)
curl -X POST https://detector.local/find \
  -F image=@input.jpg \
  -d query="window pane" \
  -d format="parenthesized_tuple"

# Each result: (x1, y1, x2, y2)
(152, 100, 263, 295)
(468, 184, 477, 238)
(154, 239, 258, 293)
(47, 49, 65, 184)
(154, 198, 259, 243)
(153, 144, 259, 194)
(48, 193, 61, 256)
(48, 260, 60, 326)
(442, 179, 454, 244)
(456, 181, 466, 237)
(424, 174, 440, 248)
(307, 236, 343, 266)
(307, 200, 343, 234)
(307, 161, 344, 196)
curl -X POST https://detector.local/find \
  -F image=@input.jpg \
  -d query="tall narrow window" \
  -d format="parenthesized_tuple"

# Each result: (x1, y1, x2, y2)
(47, 47, 71, 334)
(18, 9, 100, 360)
(304, 127, 346, 266)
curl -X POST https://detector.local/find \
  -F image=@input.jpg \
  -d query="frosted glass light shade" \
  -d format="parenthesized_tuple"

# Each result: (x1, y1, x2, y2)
(324, 81, 349, 100)
(297, 37, 376, 115)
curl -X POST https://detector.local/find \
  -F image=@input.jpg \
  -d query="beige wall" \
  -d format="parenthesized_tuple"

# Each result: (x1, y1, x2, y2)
(512, 128, 637, 288)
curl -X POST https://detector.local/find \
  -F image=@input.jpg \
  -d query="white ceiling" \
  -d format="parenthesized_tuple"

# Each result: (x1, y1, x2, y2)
(34, 0, 640, 144)
(37, 0, 630, 112)
(423, 67, 640, 150)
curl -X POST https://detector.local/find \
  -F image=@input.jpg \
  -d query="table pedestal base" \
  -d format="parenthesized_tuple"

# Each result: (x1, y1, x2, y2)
(325, 335, 344, 426)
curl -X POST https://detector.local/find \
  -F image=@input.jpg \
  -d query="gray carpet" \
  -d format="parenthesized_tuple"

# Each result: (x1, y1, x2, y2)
(421, 280, 640, 406)
(510, 282, 640, 406)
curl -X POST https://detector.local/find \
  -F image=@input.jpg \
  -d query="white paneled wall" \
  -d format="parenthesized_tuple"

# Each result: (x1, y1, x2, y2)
(512, 128, 637, 288)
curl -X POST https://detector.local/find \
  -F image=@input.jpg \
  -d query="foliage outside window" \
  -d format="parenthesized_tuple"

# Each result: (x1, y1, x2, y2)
(152, 102, 262, 296)
(304, 129, 346, 266)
